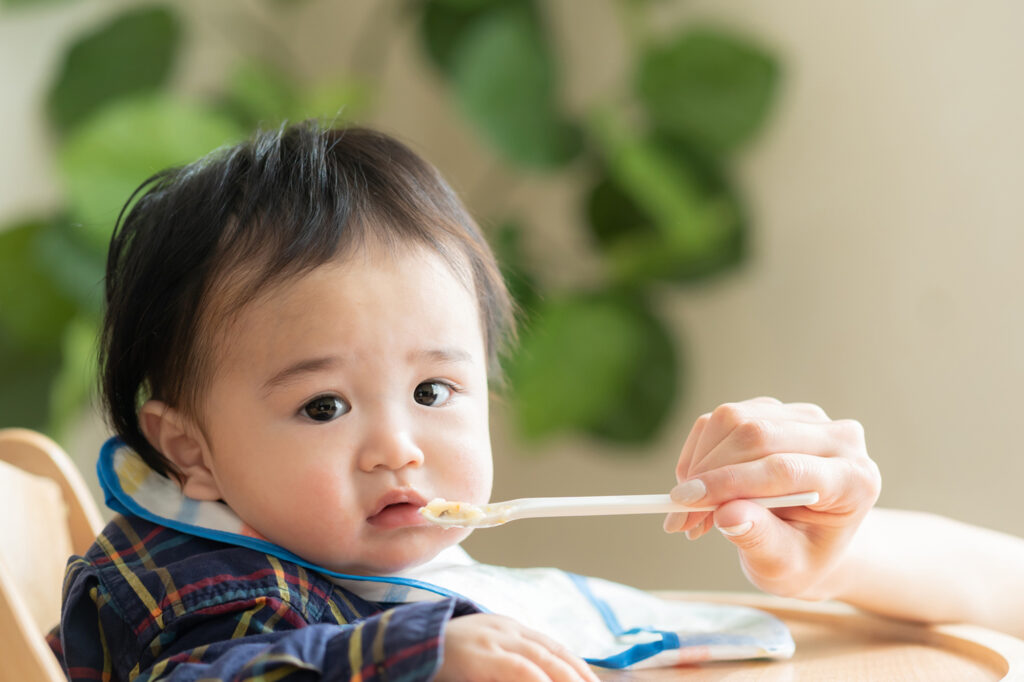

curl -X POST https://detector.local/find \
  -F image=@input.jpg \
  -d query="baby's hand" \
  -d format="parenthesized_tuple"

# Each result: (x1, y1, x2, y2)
(665, 397, 881, 600)
(436, 614, 599, 682)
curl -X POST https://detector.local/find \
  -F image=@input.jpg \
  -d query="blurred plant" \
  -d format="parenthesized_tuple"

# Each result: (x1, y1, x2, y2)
(0, 0, 779, 449)
(417, 0, 779, 444)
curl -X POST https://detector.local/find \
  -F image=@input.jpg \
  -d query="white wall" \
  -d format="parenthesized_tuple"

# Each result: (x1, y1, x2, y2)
(3, 0, 1022, 592)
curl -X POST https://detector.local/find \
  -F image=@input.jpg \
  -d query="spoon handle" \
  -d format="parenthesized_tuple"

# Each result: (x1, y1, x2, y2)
(506, 492, 819, 521)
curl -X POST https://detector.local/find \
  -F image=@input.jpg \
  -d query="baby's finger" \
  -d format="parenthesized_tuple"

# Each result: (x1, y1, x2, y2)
(517, 631, 600, 682)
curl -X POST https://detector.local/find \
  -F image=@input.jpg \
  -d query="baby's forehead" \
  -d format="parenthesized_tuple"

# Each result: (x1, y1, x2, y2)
(200, 244, 483, 352)
(195, 247, 488, 391)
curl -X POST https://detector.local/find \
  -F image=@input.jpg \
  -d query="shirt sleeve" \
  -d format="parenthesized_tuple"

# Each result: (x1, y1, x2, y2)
(54, 556, 467, 682)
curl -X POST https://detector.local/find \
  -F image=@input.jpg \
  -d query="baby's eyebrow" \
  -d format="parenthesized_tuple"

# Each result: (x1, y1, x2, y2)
(260, 356, 340, 395)
(409, 348, 473, 365)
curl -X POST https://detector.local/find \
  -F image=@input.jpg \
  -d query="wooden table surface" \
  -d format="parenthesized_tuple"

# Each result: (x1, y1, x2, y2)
(594, 592, 1024, 681)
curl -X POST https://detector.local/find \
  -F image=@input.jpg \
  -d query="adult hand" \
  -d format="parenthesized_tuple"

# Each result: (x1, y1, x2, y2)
(436, 613, 599, 682)
(664, 397, 881, 599)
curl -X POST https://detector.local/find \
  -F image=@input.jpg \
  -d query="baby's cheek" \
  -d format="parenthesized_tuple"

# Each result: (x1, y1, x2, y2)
(445, 448, 493, 503)
(254, 469, 350, 533)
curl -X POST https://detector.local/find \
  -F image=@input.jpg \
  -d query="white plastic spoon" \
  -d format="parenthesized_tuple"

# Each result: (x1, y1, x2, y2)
(419, 491, 819, 528)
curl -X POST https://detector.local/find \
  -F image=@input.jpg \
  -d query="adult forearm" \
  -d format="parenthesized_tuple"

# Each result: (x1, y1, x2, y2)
(819, 507, 1024, 638)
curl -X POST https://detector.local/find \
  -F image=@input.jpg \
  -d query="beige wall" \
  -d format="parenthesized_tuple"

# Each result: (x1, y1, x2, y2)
(3, 1, 1023, 592)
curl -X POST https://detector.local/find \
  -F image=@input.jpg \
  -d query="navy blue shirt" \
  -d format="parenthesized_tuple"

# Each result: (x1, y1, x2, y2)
(48, 514, 481, 680)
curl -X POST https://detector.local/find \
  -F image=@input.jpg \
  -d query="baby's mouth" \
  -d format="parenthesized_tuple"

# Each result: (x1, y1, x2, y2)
(367, 489, 430, 529)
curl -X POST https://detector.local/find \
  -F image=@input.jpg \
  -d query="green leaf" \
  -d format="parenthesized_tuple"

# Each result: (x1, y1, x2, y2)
(58, 94, 246, 252)
(585, 143, 747, 283)
(0, 220, 77, 352)
(298, 80, 373, 124)
(418, 0, 513, 75)
(451, 5, 581, 169)
(491, 220, 540, 319)
(506, 294, 654, 440)
(585, 175, 650, 247)
(636, 27, 779, 153)
(587, 108, 743, 283)
(222, 61, 373, 130)
(47, 5, 183, 133)
(583, 301, 679, 443)
(0, 331, 61, 433)
(221, 61, 299, 129)
(49, 314, 99, 440)
(0, 0, 75, 8)
(433, 0, 503, 8)
(34, 215, 106, 315)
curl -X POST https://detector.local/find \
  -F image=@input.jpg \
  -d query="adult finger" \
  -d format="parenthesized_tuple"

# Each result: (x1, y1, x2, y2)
(672, 451, 881, 514)
(709, 499, 813, 594)
(692, 418, 868, 477)
(675, 412, 711, 480)
(782, 402, 831, 422)
(667, 413, 712, 533)
(685, 400, 821, 475)
(676, 403, 762, 530)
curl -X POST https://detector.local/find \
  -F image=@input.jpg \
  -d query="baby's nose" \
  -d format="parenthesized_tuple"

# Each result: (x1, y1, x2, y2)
(356, 428, 425, 472)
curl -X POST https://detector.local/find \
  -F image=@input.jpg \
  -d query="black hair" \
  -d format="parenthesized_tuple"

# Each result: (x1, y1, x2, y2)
(100, 122, 514, 479)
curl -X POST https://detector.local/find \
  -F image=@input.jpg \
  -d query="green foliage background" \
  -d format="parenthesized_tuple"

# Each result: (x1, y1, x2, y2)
(0, 0, 780, 448)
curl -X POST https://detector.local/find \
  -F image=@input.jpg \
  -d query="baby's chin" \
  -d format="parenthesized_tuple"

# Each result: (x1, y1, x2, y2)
(308, 532, 470, 577)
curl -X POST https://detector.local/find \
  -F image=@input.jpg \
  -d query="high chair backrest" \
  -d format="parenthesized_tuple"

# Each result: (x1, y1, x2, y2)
(0, 428, 104, 682)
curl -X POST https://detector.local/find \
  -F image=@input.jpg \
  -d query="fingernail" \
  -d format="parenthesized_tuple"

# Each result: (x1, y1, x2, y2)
(671, 479, 707, 505)
(685, 528, 698, 540)
(663, 512, 688, 533)
(717, 521, 753, 537)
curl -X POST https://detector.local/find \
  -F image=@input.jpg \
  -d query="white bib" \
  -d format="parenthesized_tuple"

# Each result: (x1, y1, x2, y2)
(98, 438, 794, 669)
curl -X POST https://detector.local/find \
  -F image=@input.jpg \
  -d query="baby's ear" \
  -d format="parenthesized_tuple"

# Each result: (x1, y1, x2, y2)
(139, 400, 222, 501)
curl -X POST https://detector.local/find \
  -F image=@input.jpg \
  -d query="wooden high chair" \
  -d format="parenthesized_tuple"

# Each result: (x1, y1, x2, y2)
(0, 428, 104, 682)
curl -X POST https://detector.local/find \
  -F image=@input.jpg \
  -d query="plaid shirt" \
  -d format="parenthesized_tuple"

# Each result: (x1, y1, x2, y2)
(47, 514, 480, 681)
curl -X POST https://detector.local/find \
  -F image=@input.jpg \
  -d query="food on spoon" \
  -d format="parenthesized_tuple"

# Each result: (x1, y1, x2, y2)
(419, 498, 487, 525)
(419, 498, 515, 527)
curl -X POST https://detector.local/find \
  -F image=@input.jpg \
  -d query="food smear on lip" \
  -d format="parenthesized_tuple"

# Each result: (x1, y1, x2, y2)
(419, 498, 510, 527)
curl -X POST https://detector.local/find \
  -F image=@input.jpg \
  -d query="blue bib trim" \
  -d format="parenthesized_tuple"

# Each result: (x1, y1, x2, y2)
(97, 437, 473, 604)
(96, 436, 793, 669)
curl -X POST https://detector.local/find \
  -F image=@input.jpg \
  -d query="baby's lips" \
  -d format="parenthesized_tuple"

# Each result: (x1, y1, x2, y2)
(367, 502, 431, 529)
(368, 487, 429, 519)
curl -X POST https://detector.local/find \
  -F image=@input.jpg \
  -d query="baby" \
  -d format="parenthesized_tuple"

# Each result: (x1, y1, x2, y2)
(49, 123, 882, 680)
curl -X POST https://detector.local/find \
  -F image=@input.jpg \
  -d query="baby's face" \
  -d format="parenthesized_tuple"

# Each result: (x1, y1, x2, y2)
(195, 246, 493, 574)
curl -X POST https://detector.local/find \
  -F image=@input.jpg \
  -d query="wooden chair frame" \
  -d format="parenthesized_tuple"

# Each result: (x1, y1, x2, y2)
(0, 428, 104, 682)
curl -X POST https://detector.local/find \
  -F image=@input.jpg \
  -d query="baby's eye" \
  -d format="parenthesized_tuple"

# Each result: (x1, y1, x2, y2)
(302, 395, 349, 422)
(413, 381, 452, 407)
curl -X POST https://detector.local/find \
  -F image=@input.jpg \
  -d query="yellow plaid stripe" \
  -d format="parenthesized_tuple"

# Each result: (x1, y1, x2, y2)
(115, 517, 186, 619)
(95, 531, 164, 629)
(372, 608, 393, 664)
(239, 654, 319, 681)
(263, 596, 291, 631)
(347, 621, 366, 682)
(232, 598, 266, 639)
(296, 564, 310, 605)
(88, 586, 114, 682)
(267, 555, 291, 605)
